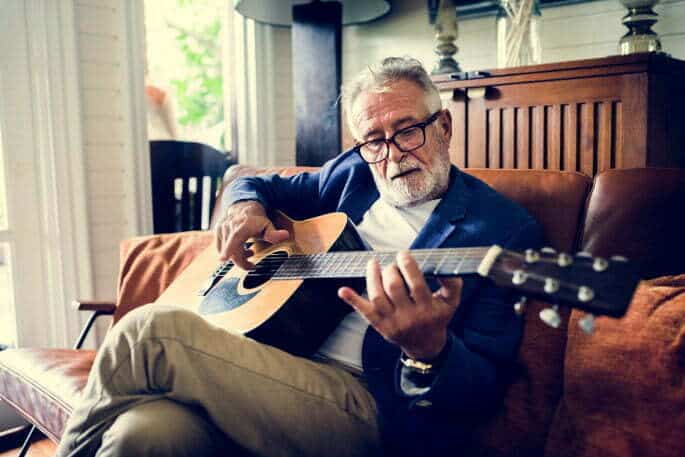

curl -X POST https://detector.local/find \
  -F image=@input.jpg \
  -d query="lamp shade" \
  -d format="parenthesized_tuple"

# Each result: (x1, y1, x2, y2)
(234, 0, 391, 26)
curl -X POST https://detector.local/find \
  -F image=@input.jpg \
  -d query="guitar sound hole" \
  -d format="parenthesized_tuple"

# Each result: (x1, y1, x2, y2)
(243, 251, 289, 289)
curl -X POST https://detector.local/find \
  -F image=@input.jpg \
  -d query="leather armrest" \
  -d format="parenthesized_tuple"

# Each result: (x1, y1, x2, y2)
(71, 300, 116, 314)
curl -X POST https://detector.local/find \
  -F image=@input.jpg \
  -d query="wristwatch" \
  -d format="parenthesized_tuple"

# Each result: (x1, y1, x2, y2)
(399, 353, 437, 374)
(399, 338, 451, 375)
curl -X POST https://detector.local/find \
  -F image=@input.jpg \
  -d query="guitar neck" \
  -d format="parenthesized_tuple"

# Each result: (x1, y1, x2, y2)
(270, 247, 490, 280)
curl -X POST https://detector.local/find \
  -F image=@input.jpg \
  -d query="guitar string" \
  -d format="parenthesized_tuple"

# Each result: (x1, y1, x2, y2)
(210, 248, 490, 278)
(216, 253, 487, 270)
(233, 259, 484, 278)
(232, 248, 490, 268)
(241, 256, 486, 274)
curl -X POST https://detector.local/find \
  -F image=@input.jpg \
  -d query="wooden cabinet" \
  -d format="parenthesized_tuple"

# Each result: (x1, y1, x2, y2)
(433, 53, 685, 176)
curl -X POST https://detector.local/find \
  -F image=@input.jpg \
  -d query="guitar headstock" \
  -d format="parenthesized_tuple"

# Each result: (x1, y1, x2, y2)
(478, 246, 641, 318)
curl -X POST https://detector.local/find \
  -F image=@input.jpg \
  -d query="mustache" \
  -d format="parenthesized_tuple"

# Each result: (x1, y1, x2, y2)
(386, 157, 424, 179)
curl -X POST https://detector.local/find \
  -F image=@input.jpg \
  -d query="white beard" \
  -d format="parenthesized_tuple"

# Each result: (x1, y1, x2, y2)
(370, 149, 451, 208)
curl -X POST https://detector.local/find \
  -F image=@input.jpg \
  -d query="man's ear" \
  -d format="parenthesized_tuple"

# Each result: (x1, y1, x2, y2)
(439, 109, 452, 141)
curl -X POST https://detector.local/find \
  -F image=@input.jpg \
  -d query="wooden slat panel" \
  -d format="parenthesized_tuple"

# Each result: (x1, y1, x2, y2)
(445, 91, 467, 168)
(620, 73, 648, 168)
(615, 101, 624, 168)
(562, 104, 578, 171)
(548, 104, 562, 170)
(532, 105, 545, 169)
(597, 101, 613, 173)
(579, 102, 596, 176)
(503, 107, 516, 168)
(467, 98, 487, 168)
(488, 108, 501, 168)
(516, 107, 531, 169)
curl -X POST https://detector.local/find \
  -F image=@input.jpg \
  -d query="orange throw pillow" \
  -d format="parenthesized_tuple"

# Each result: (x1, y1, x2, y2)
(114, 231, 214, 324)
(545, 275, 685, 457)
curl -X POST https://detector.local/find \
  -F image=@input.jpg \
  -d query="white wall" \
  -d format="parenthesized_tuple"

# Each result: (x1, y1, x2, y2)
(268, 0, 685, 165)
(75, 0, 151, 312)
(76, 0, 129, 303)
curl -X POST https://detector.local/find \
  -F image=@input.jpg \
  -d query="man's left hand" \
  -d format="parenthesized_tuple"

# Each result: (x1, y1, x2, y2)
(338, 252, 463, 361)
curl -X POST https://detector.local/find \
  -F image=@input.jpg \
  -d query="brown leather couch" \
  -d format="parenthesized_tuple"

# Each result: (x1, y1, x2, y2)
(1, 166, 684, 457)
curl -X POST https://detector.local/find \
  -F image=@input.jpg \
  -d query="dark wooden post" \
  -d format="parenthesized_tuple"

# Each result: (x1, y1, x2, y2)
(292, 1, 342, 166)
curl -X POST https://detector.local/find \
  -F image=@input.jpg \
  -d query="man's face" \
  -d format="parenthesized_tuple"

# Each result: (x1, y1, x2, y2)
(350, 80, 453, 207)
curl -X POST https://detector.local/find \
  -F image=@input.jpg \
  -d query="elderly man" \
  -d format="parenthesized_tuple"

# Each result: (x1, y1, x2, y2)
(56, 57, 543, 457)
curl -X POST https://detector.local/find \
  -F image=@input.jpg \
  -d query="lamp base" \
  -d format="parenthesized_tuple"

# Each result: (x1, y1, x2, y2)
(618, 2, 662, 55)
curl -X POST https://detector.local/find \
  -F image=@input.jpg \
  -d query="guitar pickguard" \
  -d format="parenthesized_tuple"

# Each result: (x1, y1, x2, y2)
(199, 277, 258, 315)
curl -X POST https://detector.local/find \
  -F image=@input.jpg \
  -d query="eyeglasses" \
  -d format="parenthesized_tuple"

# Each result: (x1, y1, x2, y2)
(353, 111, 442, 164)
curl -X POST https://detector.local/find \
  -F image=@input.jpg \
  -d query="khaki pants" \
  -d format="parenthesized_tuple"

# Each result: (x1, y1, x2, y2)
(55, 305, 380, 457)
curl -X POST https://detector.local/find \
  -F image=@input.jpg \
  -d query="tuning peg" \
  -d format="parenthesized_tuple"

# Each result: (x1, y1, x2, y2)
(541, 247, 556, 254)
(544, 278, 560, 294)
(592, 257, 608, 272)
(539, 305, 562, 328)
(577, 286, 595, 302)
(556, 253, 573, 267)
(524, 249, 540, 263)
(610, 255, 628, 262)
(578, 313, 595, 334)
(512, 270, 528, 286)
(513, 296, 528, 316)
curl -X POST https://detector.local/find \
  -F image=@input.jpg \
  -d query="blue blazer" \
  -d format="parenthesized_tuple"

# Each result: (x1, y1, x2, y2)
(226, 149, 544, 455)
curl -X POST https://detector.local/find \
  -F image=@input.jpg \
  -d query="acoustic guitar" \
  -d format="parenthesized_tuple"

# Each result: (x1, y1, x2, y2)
(155, 211, 640, 356)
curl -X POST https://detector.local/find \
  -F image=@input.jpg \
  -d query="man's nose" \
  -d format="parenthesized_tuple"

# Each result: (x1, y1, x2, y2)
(387, 141, 405, 163)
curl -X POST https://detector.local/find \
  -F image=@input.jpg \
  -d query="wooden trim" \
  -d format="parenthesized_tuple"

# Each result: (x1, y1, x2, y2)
(431, 53, 685, 84)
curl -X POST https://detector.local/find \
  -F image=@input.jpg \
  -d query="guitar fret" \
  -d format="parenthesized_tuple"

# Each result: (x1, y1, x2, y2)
(433, 252, 447, 275)
(272, 247, 489, 279)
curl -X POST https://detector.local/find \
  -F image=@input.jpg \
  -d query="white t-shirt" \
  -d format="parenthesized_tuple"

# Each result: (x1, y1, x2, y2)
(315, 197, 441, 371)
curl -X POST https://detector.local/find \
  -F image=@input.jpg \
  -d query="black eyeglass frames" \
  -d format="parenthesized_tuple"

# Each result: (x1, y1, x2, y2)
(353, 110, 443, 164)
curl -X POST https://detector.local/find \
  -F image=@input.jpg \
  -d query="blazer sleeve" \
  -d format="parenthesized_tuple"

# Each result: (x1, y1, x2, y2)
(221, 149, 366, 220)
(223, 170, 326, 220)
(395, 219, 545, 417)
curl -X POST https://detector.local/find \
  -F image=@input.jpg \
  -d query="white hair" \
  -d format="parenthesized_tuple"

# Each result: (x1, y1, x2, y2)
(341, 57, 442, 135)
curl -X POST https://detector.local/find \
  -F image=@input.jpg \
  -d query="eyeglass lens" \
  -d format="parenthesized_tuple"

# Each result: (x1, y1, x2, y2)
(360, 126, 425, 163)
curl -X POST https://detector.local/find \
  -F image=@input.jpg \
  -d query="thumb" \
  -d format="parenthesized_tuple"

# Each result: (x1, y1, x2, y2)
(262, 222, 290, 244)
(435, 277, 463, 306)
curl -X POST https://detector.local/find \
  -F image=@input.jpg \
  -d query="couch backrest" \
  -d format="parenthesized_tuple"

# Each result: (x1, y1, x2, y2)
(465, 169, 592, 252)
(581, 167, 685, 279)
(214, 165, 593, 253)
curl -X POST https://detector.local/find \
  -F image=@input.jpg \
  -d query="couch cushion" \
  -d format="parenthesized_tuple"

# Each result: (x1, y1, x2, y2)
(545, 274, 685, 457)
(457, 169, 591, 456)
(467, 169, 592, 252)
(0, 349, 95, 442)
(582, 168, 685, 278)
(115, 230, 214, 324)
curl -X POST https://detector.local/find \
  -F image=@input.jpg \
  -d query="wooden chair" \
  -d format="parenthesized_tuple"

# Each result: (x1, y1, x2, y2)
(150, 140, 233, 233)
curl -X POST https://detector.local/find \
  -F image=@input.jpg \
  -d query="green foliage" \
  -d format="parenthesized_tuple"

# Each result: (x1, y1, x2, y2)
(167, 0, 223, 133)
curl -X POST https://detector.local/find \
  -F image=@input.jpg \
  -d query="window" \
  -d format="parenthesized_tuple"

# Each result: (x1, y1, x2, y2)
(144, 0, 232, 152)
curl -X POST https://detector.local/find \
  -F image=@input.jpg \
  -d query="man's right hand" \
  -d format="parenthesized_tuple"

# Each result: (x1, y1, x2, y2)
(215, 201, 290, 270)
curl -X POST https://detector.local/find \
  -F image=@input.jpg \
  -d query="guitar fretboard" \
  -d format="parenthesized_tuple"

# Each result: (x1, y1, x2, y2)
(250, 247, 491, 279)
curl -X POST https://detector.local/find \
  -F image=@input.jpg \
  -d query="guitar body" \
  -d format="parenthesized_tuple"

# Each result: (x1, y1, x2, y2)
(154, 212, 366, 356)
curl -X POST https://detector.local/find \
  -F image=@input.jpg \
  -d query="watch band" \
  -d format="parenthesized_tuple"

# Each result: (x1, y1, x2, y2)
(399, 334, 453, 375)
(400, 353, 436, 374)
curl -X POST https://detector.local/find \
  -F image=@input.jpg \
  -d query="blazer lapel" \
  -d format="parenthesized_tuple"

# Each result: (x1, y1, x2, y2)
(410, 167, 469, 249)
